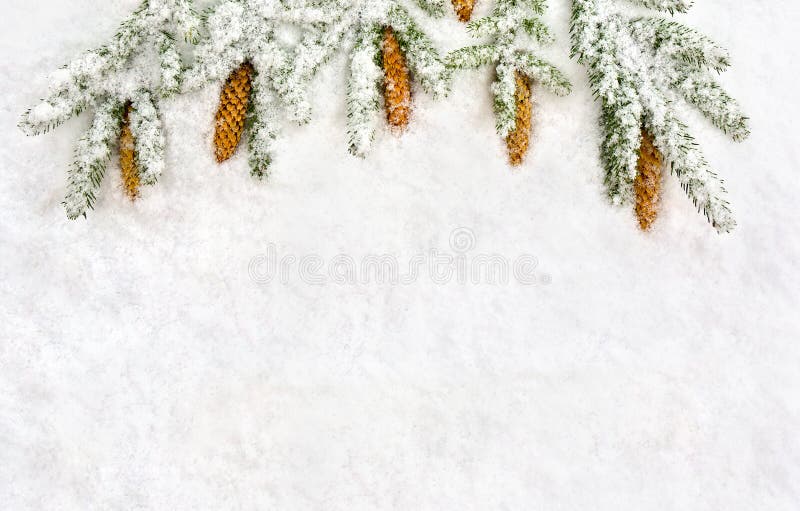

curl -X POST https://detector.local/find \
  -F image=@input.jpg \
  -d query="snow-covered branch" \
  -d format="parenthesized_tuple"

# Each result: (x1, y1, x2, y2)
(571, 0, 748, 232)
(21, 0, 200, 218)
(447, 0, 571, 164)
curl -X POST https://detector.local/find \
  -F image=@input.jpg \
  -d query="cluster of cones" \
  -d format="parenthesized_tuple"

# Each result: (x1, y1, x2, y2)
(210, 2, 527, 164)
(211, 27, 412, 168)
(449, 0, 663, 230)
(209, 0, 517, 167)
(202, 0, 662, 231)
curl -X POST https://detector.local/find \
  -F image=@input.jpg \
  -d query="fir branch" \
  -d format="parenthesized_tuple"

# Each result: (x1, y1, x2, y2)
(446, 45, 500, 70)
(522, 17, 556, 45)
(627, 15, 750, 142)
(183, 1, 249, 90)
(468, 10, 522, 39)
(21, 0, 200, 218)
(248, 72, 278, 180)
(512, 51, 572, 96)
(415, 0, 447, 17)
(171, 0, 202, 43)
(347, 23, 384, 157)
(646, 111, 735, 232)
(493, 62, 518, 137)
(157, 32, 183, 96)
(520, 0, 547, 16)
(451, 0, 570, 140)
(387, 4, 449, 97)
(571, 0, 747, 231)
(623, 0, 692, 14)
(64, 99, 124, 219)
(277, 11, 352, 122)
(630, 17, 730, 72)
(128, 90, 165, 185)
(671, 70, 750, 141)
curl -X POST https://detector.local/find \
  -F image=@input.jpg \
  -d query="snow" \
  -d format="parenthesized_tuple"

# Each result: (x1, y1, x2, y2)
(1, 0, 799, 509)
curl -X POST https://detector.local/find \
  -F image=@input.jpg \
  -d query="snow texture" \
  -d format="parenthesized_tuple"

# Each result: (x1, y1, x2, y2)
(2, 0, 799, 510)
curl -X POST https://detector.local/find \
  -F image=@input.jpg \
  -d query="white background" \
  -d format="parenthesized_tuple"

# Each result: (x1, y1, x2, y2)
(2, 0, 799, 509)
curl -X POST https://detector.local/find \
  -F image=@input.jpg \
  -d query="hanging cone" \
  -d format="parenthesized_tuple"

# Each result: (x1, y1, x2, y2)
(452, 0, 476, 22)
(382, 26, 412, 130)
(214, 62, 254, 163)
(506, 71, 532, 166)
(634, 129, 663, 230)
(119, 102, 140, 201)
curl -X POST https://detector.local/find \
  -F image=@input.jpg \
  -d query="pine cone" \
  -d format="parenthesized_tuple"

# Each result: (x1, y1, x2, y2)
(634, 129, 663, 231)
(214, 62, 254, 163)
(119, 102, 140, 201)
(506, 71, 532, 166)
(382, 26, 412, 130)
(452, 0, 476, 22)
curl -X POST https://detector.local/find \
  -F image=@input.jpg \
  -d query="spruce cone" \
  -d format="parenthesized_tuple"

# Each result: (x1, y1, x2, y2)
(214, 62, 254, 163)
(119, 102, 140, 201)
(452, 0, 476, 22)
(382, 26, 411, 130)
(506, 71, 532, 166)
(634, 129, 663, 231)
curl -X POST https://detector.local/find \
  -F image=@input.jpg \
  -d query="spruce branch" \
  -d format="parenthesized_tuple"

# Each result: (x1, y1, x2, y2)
(571, 0, 748, 232)
(387, 3, 449, 97)
(187, 0, 449, 167)
(623, 0, 693, 13)
(347, 23, 384, 156)
(415, 0, 448, 17)
(447, 0, 570, 155)
(512, 51, 572, 96)
(19, 0, 199, 218)
(493, 62, 519, 138)
(20, 0, 197, 136)
(248, 70, 279, 179)
(64, 99, 125, 219)
(128, 90, 165, 185)
(629, 17, 730, 72)
(277, 11, 352, 122)
(446, 45, 500, 70)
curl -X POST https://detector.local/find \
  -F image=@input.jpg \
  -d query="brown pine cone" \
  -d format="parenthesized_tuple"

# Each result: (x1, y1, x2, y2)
(452, 0, 476, 22)
(119, 102, 140, 201)
(214, 62, 254, 163)
(506, 71, 532, 166)
(634, 129, 664, 231)
(382, 26, 412, 130)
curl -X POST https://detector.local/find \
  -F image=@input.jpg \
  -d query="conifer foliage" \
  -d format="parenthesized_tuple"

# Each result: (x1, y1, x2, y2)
(447, 0, 572, 165)
(186, 0, 449, 167)
(20, 0, 749, 233)
(343, 0, 450, 157)
(184, 0, 307, 179)
(570, 0, 749, 232)
(19, 0, 199, 219)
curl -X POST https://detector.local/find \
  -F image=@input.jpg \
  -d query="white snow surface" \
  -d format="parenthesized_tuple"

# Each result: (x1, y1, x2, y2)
(2, 0, 799, 509)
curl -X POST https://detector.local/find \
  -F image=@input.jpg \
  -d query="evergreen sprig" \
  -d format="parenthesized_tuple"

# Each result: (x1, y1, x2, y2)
(571, 0, 749, 232)
(20, 0, 200, 219)
(20, 0, 750, 230)
(447, 0, 572, 138)
(342, 0, 450, 156)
